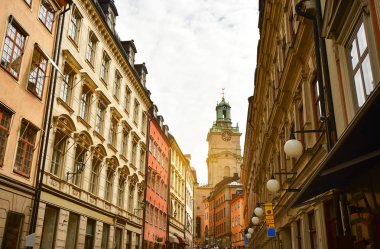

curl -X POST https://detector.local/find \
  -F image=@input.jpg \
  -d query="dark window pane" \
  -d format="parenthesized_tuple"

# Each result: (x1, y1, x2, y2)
(41, 206, 59, 249)
(1, 212, 23, 249)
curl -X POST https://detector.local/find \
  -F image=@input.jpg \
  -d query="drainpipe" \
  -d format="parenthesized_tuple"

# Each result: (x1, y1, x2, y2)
(167, 142, 172, 249)
(142, 110, 151, 249)
(28, 0, 72, 239)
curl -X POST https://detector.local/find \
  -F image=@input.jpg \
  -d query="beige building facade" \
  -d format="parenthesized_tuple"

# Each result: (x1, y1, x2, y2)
(243, 0, 380, 249)
(35, 0, 152, 248)
(168, 134, 190, 248)
(0, 0, 68, 247)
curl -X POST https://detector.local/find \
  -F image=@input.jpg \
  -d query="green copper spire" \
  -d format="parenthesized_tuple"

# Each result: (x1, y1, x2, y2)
(216, 90, 231, 121)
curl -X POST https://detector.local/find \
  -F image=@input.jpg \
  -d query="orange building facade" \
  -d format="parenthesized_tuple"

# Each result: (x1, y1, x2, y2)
(144, 106, 170, 248)
(231, 191, 244, 249)
(0, 0, 68, 247)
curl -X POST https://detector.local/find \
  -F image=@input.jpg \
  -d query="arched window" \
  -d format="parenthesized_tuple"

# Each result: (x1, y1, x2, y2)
(105, 167, 115, 202)
(117, 175, 125, 207)
(50, 130, 67, 176)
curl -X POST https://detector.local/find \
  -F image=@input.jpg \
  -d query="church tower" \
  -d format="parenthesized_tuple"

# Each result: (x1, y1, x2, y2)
(206, 94, 242, 186)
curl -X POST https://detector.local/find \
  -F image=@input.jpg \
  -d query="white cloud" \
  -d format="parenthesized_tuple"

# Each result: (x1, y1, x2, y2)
(114, 0, 259, 183)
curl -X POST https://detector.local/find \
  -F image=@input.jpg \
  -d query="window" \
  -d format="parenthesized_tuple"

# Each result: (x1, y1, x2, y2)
(149, 137, 153, 152)
(113, 71, 121, 100)
(72, 145, 86, 186)
(41, 206, 59, 249)
(133, 100, 140, 124)
(86, 32, 98, 65)
(308, 211, 317, 249)
(79, 86, 91, 121)
(100, 52, 110, 82)
(155, 208, 158, 226)
(14, 121, 37, 177)
(126, 231, 132, 249)
(60, 64, 75, 104)
(151, 174, 156, 192)
(125, 86, 132, 114)
(101, 224, 110, 249)
(68, 6, 82, 43)
(121, 130, 129, 157)
(38, 1, 55, 31)
(114, 228, 122, 249)
(135, 234, 140, 249)
(95, 101, 106, 134)
(349, 21, 374, 107)
(0, 108, 12, 166)
(141, 113, 147, 134)
(131, 140, 137, 166)
(105, 167, 114, 202)
(65, 213, 79, 249)
(1, 20, 27, 78)
(128, 186, 135, 212)
(84, 218, 95, 249)
(27, 48, 48, 98)
(109, 117, 117, 147)
(117, 175, 126, 207)
(312, 79, 322, 125)
(2, 212, 23, 249)
(89, 157, 101, 195)
(50, 130, 66, 176)
(140, 149, 145, 171)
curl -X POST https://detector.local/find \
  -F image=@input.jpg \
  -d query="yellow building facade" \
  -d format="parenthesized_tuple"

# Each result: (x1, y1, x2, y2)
(243, 0, 380, 248)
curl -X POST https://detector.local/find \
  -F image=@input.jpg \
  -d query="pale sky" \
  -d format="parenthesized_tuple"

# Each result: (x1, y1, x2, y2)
(114, 0, 259, 184)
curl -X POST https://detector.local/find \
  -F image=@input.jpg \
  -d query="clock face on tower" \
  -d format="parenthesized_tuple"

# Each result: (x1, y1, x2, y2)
(221, 131, 232, 141)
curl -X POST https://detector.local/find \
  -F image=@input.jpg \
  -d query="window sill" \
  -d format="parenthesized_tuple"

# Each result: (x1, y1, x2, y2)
(57, 97, 75, 114)
(93, 130, 105, 142)
(138, 171, 145, 177)
(113, 95, 120, 103)
(13, 169, 30, 178)
(77, 116, 92, 129)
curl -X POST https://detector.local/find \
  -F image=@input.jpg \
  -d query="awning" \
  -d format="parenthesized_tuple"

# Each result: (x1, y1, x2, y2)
(175, 234, 189, 245)
(169, 234, 179, 244)
(290, 83, 380, 207)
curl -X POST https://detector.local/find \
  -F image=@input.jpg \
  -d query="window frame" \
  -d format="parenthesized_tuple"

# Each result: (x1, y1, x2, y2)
(14, 121, 37, 177)
(68, 5, 82, 44)
(104, 167, 115, 202)
(27, 47, 48, 98)
(347, 19, 375, 108)
(79, 86, 91, 121)
(60, 64, 75, 104)
(0, 106, 13, 167)
(1, 19, 28, 79)
(50, 130, 67, 176)
(89, 157, 101, 195)
(86, 31, 98, 66)
(38, 0, 55, 32)
(100, 51, 110, 83)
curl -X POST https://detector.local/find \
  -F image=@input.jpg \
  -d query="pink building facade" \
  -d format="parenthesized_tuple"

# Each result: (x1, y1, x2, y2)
(144, 105, 170, 249)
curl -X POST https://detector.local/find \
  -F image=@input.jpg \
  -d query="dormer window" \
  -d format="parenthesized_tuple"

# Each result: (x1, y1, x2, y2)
(107, 12, 115, 32)
(128, 48, 135, 65)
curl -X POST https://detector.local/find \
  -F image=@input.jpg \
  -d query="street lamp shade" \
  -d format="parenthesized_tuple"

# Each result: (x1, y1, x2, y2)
(254, 207, 264, 217)
(284, 139, 303, 158)
(246, 233, 252, 239)
(251, 216, 260, 225)
(248, 228, 254, 234)
(267, 178, 280, 193)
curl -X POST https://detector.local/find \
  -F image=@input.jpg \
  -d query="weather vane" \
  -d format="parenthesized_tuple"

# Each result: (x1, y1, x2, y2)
(222, 88, 225, 99)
